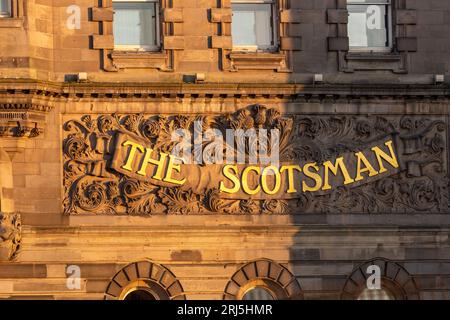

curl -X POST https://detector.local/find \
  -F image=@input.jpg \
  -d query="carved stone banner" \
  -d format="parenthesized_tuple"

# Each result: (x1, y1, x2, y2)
(63, 105, 449, 215)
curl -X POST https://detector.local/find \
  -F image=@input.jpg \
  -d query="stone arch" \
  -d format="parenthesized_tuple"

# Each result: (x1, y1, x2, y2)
(223, 258, 303, 300)
(341, 257, 420, 300)
(104, 260, 185, 300)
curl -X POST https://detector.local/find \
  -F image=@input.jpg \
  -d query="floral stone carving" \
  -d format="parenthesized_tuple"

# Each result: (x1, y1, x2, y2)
(0, 212, 22, 261)
(63, 105, 449, 215)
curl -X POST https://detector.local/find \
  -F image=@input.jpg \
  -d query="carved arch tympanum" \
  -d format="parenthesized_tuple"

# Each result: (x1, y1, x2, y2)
(223, 259, 303, 300)
(340, 257, 420, 300)
(104, 260, 186, 300)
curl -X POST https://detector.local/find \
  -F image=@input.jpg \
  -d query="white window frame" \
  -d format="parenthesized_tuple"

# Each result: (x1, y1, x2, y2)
(231, 0, 279, 53)
(112, 0, 161, 52)
(347, 0, 393, 53)
(0, 0, 11, 18)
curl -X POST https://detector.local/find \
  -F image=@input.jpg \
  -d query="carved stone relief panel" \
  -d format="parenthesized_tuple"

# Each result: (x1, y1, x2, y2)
(0, 212, 21, 261)
(63, 105, 449, 215)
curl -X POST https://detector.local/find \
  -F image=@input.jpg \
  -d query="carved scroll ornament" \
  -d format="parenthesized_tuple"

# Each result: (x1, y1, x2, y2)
(0, 212, 21, 261)
(63, 105, 449, 215)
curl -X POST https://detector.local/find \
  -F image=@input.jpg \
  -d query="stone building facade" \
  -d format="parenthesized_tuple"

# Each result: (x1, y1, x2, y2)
(0, 0, 449, 300)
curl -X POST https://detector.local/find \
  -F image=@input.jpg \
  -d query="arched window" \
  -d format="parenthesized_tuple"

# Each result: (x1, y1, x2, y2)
(123, 288, 158, 300)
(104, 260, 186, 300)
(223, 259, 303, 300)
(242, 286, 276, 300)
(357, 287, 394, 300)
(341, 258, 420, 300)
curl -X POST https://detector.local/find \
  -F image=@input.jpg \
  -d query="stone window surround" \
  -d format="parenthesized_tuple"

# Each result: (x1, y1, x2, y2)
(0, 0, 24, 28)
(340, 257, 420, 300)
(112, 0, 162, 52)
(212, 0, 302, 72)
(328, 0, 418, 74)
(92, 0, 182, 72)
(223, 259, 303, 300)
(104, 260, 186, 300)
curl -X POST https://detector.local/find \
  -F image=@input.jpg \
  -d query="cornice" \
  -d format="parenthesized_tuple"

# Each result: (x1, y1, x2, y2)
(0, 80, 449, 101)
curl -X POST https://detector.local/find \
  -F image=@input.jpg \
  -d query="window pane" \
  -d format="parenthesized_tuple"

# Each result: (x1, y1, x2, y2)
(232, 3, 273, 49)
(113, 2, 157, 48)
(348, 4, 389, 48)
(358, 288, 394, 300)
(348, 0, 389, 3)
(0, 0, 11, 17)
(242, 287, 275, 300)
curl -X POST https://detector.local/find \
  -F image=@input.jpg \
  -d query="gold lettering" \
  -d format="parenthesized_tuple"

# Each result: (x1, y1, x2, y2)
(164, 155, 186, 185)
(302, 163, 322, 192)
(137, 148, 168, 180)
(280, 165, 302, 193)
(242, 166, 261, 195)
(121, 140, 145, 172)
(354, 151, 378, 182)
(322, 157, 355, 191)
(219, 165, 241, 194)
(261, 166, 282, 195)
(371, 140, 399, 174)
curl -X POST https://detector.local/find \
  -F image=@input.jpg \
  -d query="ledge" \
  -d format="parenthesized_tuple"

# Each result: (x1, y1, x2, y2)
(0, 18, 23, 28)
(229, 52, 289, 72)
(344, 52, 408, 74)
(110, 51, 167, 70)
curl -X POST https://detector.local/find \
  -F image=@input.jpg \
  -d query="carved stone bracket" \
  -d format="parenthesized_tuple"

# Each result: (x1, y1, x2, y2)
(0, 212, 22, 261)
(0, 103, 49, 138)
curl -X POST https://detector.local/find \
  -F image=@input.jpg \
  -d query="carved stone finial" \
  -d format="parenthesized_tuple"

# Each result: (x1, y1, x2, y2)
(0, 212, 22, 261)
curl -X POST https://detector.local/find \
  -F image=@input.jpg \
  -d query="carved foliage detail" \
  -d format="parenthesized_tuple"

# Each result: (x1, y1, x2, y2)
(63, 106, 449, 215)
(0, 212, 22, 261)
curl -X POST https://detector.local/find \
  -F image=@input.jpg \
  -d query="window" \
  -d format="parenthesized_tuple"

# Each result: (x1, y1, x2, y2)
(347, 0, 392, 51)
(113, 0, 160, 51)
(0, 0, 11, 17)
(242, 287, 275, 300)
(123, 288, 158, 300)
(231, 0, 278, 52)
(357, 287, 394, 300)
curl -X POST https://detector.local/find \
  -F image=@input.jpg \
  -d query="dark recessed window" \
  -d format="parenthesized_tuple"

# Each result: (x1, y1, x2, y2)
(113, 0, 160, 51)
(124, 289, 157, 300)
(0, 0, 11, 18)
(231, 0, 278, 52)
(347, 0, 392, 52)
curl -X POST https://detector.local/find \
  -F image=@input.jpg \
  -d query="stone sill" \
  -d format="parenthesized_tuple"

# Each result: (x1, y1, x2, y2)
(110, 51, 167, 70)
(344, 52, 407, 74)
(0, 17, 23, 28)
(346, 52, 403, 62)
(229, 52, 289, 72)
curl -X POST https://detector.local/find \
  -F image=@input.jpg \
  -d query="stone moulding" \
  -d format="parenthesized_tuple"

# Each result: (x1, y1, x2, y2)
(104, 260, 186, 300)
(0, 212, 22, 261)
(63, 104, 450, 216)
(223, 259, 303, 300)
(341, 258, 420, 300)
